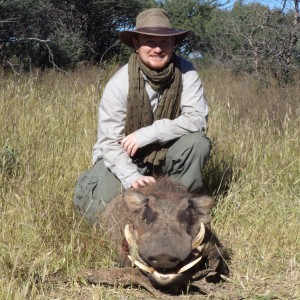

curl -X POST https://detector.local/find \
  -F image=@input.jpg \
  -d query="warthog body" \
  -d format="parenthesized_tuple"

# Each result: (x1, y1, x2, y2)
(95, 178, 229, 291)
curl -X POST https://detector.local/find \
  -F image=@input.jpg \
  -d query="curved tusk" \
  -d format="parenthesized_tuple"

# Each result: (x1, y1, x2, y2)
(124, 224, 138, 249)
(152, 270, 180, 285)
(128, 253, 202, 276)
(192, 222, 206, 249)
(128, 255, 154, 273)
(129, 254, 181, 285)
(177, 256, 202, 273)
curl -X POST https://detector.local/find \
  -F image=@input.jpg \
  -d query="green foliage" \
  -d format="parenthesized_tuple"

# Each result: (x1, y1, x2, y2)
(0, 0, 84, 70)
(0, 141, 21, 178)
(161, 0, 218, 55)
(1, 0, 299, 81)
(0, 0, 155, 71)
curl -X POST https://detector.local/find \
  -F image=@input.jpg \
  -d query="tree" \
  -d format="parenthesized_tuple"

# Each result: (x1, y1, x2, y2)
(0, 0, 156, 71)
(206, 0, 300, 84)
(160, 0, 218, 56)
(0, 0, 86, 71)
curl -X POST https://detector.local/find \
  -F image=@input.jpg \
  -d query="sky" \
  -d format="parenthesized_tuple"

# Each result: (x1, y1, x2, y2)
(219, 0, 295, 10)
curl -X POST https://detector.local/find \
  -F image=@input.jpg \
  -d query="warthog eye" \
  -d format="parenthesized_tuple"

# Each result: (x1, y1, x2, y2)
(140, 199, 157, 224)
(177, 200, 198, 227)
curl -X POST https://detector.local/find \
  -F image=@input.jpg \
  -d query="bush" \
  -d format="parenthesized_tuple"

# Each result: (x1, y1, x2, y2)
(0, 142, 21, 178)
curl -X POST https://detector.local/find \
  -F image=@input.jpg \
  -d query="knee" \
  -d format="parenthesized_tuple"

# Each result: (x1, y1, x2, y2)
(182, 133, 211, 158)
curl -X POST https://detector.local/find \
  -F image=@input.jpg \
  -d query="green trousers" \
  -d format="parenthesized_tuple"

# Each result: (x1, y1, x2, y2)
(74, 132, 211, 224)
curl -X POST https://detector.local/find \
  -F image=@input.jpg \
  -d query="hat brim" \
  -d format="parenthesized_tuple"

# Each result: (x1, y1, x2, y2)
(118, 28, 189, 48)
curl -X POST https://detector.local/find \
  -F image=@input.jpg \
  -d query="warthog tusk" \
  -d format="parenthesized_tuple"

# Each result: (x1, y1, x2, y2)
(192, 222, 205, 249)
(124, 224, 139, 267)
(177, 256, 202, 273)
(196, 244, 205, 252)
(128, 255, 155, 274)
(124, 224, 138, 249)
(152, 271, 180, 285)
(128, 255, 202, 285)
(128, 255, 180, 285)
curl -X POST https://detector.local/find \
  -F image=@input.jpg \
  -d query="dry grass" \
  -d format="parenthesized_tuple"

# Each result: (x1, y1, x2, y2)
(0, 64, 299, 299)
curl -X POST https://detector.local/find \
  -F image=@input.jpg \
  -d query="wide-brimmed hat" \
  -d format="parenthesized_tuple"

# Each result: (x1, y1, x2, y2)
(119, 8, 189, 48)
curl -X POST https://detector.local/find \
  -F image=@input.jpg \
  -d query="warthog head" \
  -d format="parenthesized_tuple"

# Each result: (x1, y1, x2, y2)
(118, 179, 229, 287)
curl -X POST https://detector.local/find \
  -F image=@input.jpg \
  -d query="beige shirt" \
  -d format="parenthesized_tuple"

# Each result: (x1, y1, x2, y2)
(92, 57, 208, 188)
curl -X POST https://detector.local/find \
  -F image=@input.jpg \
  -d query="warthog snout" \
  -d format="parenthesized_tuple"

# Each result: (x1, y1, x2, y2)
(138, 225, 192, 269)
(148, 254, 181, 269)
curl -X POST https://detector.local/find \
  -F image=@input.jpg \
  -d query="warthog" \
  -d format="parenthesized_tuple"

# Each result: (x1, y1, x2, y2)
(83, 178, 229, 295)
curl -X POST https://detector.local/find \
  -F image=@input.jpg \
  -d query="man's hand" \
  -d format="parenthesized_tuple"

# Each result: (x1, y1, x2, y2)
(121, 133, 156, 189)
(121, 133, 139, 157)
(131, 176, 156, 189)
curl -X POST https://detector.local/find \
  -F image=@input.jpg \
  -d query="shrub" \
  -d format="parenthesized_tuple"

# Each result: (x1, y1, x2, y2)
(0, 142, 21, 178)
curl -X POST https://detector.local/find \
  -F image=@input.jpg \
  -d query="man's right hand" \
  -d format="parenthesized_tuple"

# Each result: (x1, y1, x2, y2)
(131, 176, 156, 189)
(121, 133, 139, 157)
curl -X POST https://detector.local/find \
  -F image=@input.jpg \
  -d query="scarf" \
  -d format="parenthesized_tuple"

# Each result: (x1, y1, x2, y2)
(124, 52, 182, 166)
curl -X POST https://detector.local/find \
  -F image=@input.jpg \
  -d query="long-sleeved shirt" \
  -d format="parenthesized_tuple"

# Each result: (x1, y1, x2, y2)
(92, 56, 208, 189)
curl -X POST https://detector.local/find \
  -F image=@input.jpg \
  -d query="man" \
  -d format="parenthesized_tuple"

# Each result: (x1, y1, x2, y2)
(74, 8, 211, 224)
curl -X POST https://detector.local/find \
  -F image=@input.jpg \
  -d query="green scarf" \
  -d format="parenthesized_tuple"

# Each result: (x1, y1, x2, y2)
(124, 52, 182, 166)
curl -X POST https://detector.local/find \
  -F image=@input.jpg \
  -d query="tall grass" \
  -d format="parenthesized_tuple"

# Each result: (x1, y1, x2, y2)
(0, 65, 299, 299)
(201, 68, 300, 298)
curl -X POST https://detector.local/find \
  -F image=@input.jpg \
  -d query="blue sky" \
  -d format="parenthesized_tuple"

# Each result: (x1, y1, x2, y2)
(220, 0, 293, 10)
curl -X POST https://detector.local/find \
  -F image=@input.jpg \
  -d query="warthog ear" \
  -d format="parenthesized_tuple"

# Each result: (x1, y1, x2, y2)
(122, 191, 149, 212)
(190, 196, 214, 225)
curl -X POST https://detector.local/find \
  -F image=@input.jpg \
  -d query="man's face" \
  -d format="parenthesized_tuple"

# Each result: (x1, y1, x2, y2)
(133, 34, 175, 71)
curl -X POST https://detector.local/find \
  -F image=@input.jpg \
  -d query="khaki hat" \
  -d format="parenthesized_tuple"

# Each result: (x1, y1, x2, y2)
(118, 8, 189, 48)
